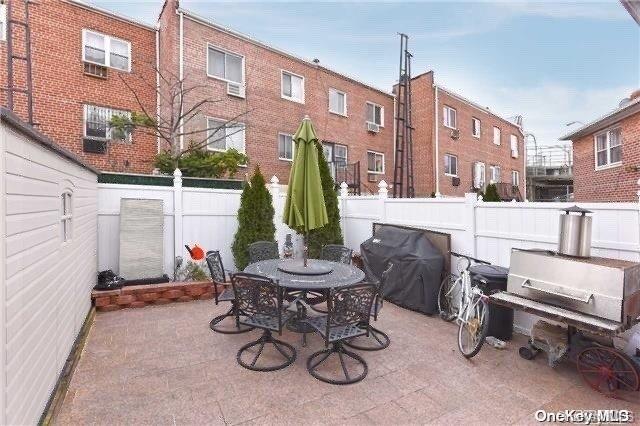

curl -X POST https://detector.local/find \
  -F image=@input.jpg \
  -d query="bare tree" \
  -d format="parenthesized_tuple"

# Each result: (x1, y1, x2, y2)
(111, 61, 251, 169)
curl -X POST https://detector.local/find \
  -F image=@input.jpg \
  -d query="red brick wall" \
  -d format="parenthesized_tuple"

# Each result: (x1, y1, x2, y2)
(0, 0, 157, 173)
(573, 112, 640, 202)
(409, 73, 525, 198)
(411, 72, 435, 196)
(435, 89, 524, 197)
(163, 10, 394, 191)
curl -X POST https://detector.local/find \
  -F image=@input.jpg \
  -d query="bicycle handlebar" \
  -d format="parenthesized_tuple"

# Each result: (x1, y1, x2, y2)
(450, 251, 491, 266)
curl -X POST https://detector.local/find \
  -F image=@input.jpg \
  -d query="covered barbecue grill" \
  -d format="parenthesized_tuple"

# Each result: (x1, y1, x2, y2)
(360, 223, 447, 315)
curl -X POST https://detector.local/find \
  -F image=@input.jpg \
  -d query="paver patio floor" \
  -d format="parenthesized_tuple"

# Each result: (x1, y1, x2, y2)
(56, 299, 640, 425)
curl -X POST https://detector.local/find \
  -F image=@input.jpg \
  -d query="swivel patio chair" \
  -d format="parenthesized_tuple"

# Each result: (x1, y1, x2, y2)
(206, 250, 253, 334)
(344, 263, 394, 351)
(231, 273, 297, 371)
(305, 282, 377, 384)
(248, 241, 279, 264)
(320, 244, 353, 264)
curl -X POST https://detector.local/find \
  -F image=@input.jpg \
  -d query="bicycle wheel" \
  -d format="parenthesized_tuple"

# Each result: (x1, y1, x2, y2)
(438, 274, 459, 322)
(457, 295, 490, 358)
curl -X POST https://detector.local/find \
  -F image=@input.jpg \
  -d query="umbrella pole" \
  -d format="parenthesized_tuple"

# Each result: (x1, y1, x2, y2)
(303, 232, 308, 267)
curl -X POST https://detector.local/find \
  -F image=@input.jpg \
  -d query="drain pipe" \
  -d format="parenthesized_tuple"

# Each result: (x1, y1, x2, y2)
(178, 10, 185, 151)
(434, 85, 440, 196)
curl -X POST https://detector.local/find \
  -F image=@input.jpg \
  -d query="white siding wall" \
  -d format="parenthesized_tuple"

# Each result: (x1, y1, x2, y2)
(1, 122, 98, 425)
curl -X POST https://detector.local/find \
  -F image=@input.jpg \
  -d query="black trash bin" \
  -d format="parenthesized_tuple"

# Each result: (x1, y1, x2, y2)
(470, 264, 513, 341)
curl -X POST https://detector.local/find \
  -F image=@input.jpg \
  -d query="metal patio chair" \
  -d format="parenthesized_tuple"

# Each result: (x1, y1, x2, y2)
(344, 263, 394, 351)
(206, 250, 253, 334)
(320, 244, 353, 264)
(305, 282, 377, 385)
(248, 241, 279, 264)
(231, 273, 297, 372)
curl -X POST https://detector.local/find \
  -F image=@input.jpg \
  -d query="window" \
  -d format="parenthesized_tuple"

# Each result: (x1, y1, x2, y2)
(83, 105, 131, 141)
(61, 191, 72, 242)
(329, 88, 347, 116)
(472, 117, 481, 138)
(512, 170, 520, 187)
(207, 45, 244, 84)
(0, 4, 6, 42)
(281, 71, 304, 103)
(334, 144, 348, 165)
(278, 133, 294, 161)
(367, 151, 385, 174)
(510, 134, 519, 158)
(443, 105, 457, 129)
(490, 165, 501, 183)
(444, 154, 458, 176)
(82, 29, 131, 71)
(473, 162, 486, 189)
(493, 126, 501, 145)
(595, 127, 622, 168)
(366, 102, 384, 126)
(206, 118, 246, 153)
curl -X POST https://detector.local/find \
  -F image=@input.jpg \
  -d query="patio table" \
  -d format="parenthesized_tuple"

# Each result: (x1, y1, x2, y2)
(243, 258, 365, 291)
(243, 258, 365, 341)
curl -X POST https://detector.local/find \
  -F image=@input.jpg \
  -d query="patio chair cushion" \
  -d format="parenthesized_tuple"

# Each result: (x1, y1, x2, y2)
(218, 287, 236, 302)
(241, 310, 296, 332)
(304, 315, 368, 343)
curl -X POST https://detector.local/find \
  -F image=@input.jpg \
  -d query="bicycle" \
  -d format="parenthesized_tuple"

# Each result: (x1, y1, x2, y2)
(438, 252, 491, 359)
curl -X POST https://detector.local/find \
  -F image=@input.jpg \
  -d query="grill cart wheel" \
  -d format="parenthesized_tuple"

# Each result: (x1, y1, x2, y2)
(576, 346, 640, 397)
(519, 344, 539, 361)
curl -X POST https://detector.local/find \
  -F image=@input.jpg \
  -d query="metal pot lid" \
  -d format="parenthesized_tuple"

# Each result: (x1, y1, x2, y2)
(560, 205, 592, 214)
(469, 264, 509, 278)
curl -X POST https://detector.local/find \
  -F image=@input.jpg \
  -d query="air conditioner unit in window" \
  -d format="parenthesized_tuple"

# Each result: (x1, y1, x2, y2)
(450, 129, 460, 140)
(83, 138, 107, 154)
(367, 122, 380, 133)
(84, 62, 108, 79)
(227, 82, 246, 99)
(368, 174, 380, 182)
(511, 149, 518, 158)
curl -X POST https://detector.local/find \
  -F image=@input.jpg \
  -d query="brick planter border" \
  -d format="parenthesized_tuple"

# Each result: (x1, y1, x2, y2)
(91, 280, 217, 312)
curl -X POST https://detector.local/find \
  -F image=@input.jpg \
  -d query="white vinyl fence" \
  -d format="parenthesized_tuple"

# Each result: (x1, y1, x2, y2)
(98, 174, 640, 333)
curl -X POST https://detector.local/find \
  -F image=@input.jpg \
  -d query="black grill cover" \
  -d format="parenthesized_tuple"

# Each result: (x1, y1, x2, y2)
(360, 225, 445, 314)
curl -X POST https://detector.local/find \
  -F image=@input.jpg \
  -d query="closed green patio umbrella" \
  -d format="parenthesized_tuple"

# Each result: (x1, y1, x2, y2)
(283, 115, 328, 265)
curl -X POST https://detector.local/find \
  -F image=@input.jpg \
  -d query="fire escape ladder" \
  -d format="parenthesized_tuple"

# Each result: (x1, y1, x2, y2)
(4, 0, 36, 125)
(392, 33, 414, 198)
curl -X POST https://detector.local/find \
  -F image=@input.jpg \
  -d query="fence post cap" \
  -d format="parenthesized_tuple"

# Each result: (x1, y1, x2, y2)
(270, 175, 280, 185)
(378, 180, 388, 189)
(477, 194, 484, 202)
(173, 168, 182, 177)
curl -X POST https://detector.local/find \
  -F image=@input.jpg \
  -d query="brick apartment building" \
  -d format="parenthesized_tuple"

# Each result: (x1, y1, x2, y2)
(0, 0, 157, 173)
(409, 72, 526, 198)
(561, 90, 640, 202)
(158, 0, 395, 191)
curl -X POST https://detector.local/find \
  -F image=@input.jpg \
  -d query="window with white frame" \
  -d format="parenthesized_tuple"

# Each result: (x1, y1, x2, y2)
(473, 162, 486, 189)
(329, 88, 347, 116)
(334, 144, 348, 165)
(207, 45, 244, 84)
(0, 4, 6, 42)
(443, 105, 457, 129)
(595, 127, 622, 168)
(206, 118, 246, 153)
(278, 133, 294, 161)
(472, 117, 481, 138)
(367, 151, 384, 174)
(490, 165, 501, 183)
(84, 104, 131, 141)
(281, 71, 304, 103)
(82, 29, 131, 71)
(493, 126, 501, 145)
(61, 191, 73, 242)
(512, 170, 520, 187)
(366, 102, 383, 126)
(510, 134, 519, 158)
(444, 154, 458, 176)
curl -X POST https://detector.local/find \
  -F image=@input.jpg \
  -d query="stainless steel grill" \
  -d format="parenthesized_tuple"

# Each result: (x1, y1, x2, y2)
(506, 249, 640, 326)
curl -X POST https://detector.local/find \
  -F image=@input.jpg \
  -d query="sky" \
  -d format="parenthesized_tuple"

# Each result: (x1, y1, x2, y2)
(94, 0, 639, 146)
